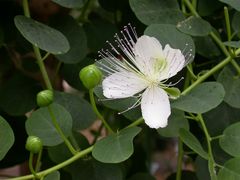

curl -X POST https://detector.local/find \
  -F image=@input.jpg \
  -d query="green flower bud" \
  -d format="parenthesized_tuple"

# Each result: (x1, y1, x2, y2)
(79, 64, 102, 89)
(25, 136, 43, 154)
(37, 90, 53, 107)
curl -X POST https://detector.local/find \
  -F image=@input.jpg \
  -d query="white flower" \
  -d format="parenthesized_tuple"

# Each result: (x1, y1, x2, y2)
(97, 25, 192, 129)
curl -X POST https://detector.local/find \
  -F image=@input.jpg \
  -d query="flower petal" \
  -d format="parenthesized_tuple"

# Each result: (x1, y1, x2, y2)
(160, 44, 185, 80)
(134, 35, 164, 76)
(141, 86, 171, 128)
(102, 71, 148, 99)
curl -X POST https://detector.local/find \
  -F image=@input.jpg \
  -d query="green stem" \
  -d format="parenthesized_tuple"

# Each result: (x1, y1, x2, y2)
(182, 48, 240, 95)
(47, 106, 77, 155)
(176, 138, 183, 180)
(28, 153, 39, 179)
(125, 117, 144, 129)
(22, 0, 30, 18)
(22, 0, 53, 90)
(10, 146, 93, 180)
(183, 0, 199, 17)
(34, 148, 42, 172)
(197, 114, 217, 180)
(192, 0, 197, 9)
(224, 6, 232, 42)
(42, 52, 50, 62)
(211, 134, 224, 141)
(187, 64, 197, 80)
(89, 89, 114, 133)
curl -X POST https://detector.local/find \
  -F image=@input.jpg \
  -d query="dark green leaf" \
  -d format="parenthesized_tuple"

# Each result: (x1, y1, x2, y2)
(217, 67, 240, 108)
(219, 0, 240, 11)
(197, 0, 222, 16)
(0, 73, 40, 116)
(129, 0, 184, 25)
(232, 12, 240, 33)
(52, 0, 84, 8)
(179, 128, 208, 159)
(218, 158, 240, 180)
(145, 24, 195, 62)
(67, 159, 124, 180)
(92, 127, 141, 163)
(223, 41, 240, 48)
(195, 156, 210, 180)
(0, 116, 14, 161)
(45, 171, 60, 180)
(25, 103, 72, 146)
(14, 15, 69, 54)
(54, 15, 87, 64)
(172, 82, 225, 113)
(54, 91, 96, 130)
(220, 122, 240, 157)
(157, 109, 189, 137)
(177, 16, 212, 36)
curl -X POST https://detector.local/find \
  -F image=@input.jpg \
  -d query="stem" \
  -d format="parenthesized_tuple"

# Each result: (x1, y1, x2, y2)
(22, 0, 53, 90)
(47, 106, 77, 155)
(224, 6, 232, 42)
(89, 89, 114, 133)
(211, 134, 224, 141)
(197, 114, 217, 180)
(28, 153, 39, 179)
(176, 139, 183, 180)
(33, 46, 53, 90)
(182, 48, 240, 95)
(10, 146, 93, 180)
(22, 0, 30, 18)
(187, 64, 197, 80)
(183, 0, 199, 17)
(35, 148, 42, 172)
(42, 52, 50, 62)
(192, 0, 197, 10)
(124, 117, 144, 129)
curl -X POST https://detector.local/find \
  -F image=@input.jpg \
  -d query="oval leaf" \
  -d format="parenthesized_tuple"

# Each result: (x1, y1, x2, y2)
(52, 0, 84, 8)
(179, 128, 208, 159)
(54, 91, 96, 130)
(157, 109, 189, 137)
(177, 16, 212, 36)
(25, 103, 72, 146)
(219, 122, 240, 157)
(45, 171, 60, 180)
(172, 82, 225, 113)
(14, 15, 69, 54)
(218, 158, 240, 180)
(217, 67, 240, 108)
(145, 24, 195, 62)
(54, 15, 87, 64)
(92, 127, 141, 163)
(219, 0, 240, 11)
(0, 116, 14, 161)
(130, 0, 184, 25)
(223, 41, 240, 48)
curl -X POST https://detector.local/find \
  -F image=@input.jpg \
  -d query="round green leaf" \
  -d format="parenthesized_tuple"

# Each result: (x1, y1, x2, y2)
(0, 73, 40, 116)
(130, 0, 184, 25)
(54, 15, 87, 64)
(218, 158, 240, 180)
(220, 122, 240, 157)
(67, 159, 124, 180)
(219, 0, 240, 11)
(54, 91, 96, 130)
(179, 128, 208, 159)
(14, 15, 69, 54)
(194, 36, 221, 58)
(172, 82, 225, 113)
(177, 16, 212, 36)
(52, 0, 84, 8)
(232, 12, 240, 33)
(25, 103, 72, 146)
(217, 67, 240, 108)
(145, 24, 195, 62)
(0, 116, 14, 161)
(92, 127, 141, 163)
(45, 171, 60, 180)
(157, 109, 189, 137)
(223, 41, 240, 48)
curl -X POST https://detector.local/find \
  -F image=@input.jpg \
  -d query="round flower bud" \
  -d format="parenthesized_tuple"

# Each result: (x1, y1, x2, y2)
(37, 90, 53, 107)
(79, 64, 102, 89)
(25, 136, 43, 154)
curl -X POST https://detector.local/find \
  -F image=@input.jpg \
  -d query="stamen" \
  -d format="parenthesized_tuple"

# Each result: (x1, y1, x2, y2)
(118, 97, 142, 114)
